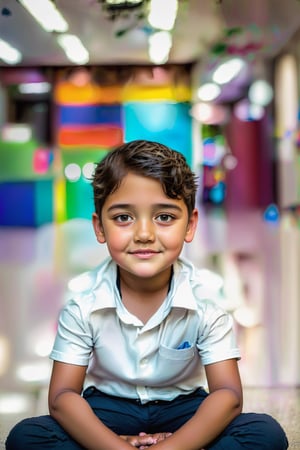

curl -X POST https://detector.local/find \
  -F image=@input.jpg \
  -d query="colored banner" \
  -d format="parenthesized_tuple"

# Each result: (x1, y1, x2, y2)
(59, 104, 123, 126)
(54, 82, 122, 105)
(58, 126, 123, 148)
(124, 102, 192, 166)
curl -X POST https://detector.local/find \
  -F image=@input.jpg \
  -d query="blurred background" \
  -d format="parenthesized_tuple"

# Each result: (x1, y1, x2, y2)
(0, 0, 300, 446)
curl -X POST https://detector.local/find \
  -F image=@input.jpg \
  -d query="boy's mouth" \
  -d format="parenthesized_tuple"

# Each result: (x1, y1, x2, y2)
(129, 249, 160, 257)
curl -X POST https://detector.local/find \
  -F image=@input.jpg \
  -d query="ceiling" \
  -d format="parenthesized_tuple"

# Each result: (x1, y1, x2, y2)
(0, 0, 300, 71)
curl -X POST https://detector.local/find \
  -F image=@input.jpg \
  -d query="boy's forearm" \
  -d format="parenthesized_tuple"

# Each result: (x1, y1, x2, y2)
(49, 391, 132, 450)
(153, 388, 242, 450)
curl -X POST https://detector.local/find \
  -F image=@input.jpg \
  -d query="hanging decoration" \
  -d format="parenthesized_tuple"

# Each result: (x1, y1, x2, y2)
(209, 22, 287, 64)
(98, 0, 149, 21)
(201, 125, 232, 205)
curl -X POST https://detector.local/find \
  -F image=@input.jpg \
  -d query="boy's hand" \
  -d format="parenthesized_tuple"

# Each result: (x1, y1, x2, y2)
(120, 431, 172, 448)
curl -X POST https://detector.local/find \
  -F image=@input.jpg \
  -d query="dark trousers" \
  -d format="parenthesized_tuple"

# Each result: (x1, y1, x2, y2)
(6, 387, 289, 449)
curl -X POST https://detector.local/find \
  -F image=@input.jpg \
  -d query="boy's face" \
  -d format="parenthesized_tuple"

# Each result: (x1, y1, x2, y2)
(92, 172, 198, 281)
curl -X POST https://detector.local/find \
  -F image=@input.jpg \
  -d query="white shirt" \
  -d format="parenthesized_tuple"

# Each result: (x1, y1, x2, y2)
(50, 257, 240, 403)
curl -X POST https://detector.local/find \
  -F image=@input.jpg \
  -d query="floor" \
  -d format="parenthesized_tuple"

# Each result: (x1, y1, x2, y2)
(0, 206, 299, 448)
(243, 387, 300, 448)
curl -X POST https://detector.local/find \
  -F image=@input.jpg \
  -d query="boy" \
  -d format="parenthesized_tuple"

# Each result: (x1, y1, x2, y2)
(6, 140, 288, 449)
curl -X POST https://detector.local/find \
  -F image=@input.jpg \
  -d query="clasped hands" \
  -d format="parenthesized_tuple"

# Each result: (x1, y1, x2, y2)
(120, 432, 172, 448)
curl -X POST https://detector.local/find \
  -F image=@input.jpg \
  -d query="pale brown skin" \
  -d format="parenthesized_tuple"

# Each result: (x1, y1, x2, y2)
(49, 359, 242, 449)
(48, 173, 243, 449)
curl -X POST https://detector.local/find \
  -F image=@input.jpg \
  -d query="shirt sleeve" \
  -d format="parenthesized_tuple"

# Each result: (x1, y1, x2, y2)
(49, 299, 93, 366)
(196, 300, 241, 365)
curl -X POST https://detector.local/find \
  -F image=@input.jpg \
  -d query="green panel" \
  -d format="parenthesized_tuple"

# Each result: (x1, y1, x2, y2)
(35, 180, 54, 226)
(66, 178, 94, 220)
(62, 148, 109, 220)
(0, 140, 54, 181)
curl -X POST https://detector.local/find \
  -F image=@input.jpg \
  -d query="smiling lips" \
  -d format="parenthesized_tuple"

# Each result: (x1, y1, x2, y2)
(129, 249, 160, 258)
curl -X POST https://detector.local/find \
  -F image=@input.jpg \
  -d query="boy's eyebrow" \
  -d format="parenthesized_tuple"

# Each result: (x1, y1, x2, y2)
(106, 203, 183, 212)
(153, 203, 184, 211)
(106, 204, 131, 212)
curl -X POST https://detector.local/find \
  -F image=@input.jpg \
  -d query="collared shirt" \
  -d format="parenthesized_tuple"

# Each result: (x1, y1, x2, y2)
(50, 257, 240, 403)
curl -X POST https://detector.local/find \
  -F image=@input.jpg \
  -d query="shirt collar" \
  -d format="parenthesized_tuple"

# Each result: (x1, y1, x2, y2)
(168, 258, 198, 311)
(86, 257, 198, 313)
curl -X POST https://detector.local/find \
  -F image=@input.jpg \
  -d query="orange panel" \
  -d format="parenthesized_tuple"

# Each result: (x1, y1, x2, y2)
(54, 82, 123, 105)
(58, 126, 123, 148)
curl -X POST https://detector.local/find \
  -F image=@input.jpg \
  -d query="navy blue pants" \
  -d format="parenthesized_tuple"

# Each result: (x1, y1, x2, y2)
(6, 387, 288, 449)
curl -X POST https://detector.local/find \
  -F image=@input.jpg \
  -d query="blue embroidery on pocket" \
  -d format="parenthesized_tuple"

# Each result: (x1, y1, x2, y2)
(177, 341, 191, 349)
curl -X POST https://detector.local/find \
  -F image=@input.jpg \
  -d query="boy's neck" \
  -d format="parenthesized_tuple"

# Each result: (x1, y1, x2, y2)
(116, 266, 173, 324)
(117, 265, 173, 296)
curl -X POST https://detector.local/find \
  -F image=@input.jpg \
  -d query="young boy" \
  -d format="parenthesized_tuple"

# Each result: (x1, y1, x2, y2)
(6, 140, 288, 449)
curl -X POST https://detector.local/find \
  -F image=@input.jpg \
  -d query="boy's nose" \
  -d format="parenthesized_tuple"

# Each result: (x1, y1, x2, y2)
(134, 219, 155, 242)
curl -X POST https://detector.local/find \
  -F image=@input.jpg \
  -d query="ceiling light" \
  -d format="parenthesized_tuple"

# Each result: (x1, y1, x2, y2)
(248, 79, 273, 106)
(197, 83, 221, 102)
(57, 34, 89, 65)
(148, 31, 172, 64)
(0, 38, 22, 64)
(18, 82, 51, 94)
(191, 102, 229, 125)
(2, 124, 32, 142)
(19, 0, 68, 32)
(212, 58, 245, 85)
(191, 102, 214, 123)
(148, 0, 178, 31)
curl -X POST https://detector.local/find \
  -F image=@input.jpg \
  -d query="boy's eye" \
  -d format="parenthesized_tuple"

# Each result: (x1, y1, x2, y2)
(156, 214, 174, 223)
(114, 214, 132, 223)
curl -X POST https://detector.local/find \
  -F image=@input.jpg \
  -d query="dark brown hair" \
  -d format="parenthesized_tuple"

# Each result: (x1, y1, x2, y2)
(92, 140, 198, 217)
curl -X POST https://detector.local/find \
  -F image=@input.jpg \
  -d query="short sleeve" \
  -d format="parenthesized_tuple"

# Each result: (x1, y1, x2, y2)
(197, 301, 240, 365)
(50, 299, 93, 366)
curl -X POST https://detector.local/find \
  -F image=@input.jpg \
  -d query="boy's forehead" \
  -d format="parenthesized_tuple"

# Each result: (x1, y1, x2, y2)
(103, 172, 185, 207)
(114, 172, 162, 191)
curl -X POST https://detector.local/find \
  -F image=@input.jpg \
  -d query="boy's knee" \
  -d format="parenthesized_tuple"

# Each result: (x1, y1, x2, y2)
(5, 418, 32, 450)
(256, 413, 289, 450)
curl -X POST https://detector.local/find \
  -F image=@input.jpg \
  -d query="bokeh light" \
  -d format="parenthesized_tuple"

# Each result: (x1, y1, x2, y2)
(248, 79, 273, 106)
(64, 163, 81, 182)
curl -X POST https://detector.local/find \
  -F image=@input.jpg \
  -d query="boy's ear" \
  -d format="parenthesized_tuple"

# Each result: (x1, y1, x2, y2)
(184, 208, 198, 243)
(92, 213, 106, 243)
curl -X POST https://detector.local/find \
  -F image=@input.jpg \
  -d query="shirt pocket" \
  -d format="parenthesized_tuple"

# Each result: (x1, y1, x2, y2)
(159, 344, 195, 361)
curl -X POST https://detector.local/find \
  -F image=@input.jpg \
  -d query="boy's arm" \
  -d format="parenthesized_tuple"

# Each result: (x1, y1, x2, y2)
(153, 358, 243, 450)
(48, 361, 134, 450)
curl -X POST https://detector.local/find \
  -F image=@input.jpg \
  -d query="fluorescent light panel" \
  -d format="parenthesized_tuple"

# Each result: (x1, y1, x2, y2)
(197, 83, 221, 102)
(57, 34, 89, 64)
(2, 124, 32, 142)
(148, 31, 172, 64)
(148, 0, 178, 31)
(18, 82, 51, 94)
(0, 38, 22, 64)
(19, 0, 68, 32)
(212, 58, 245, 85)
